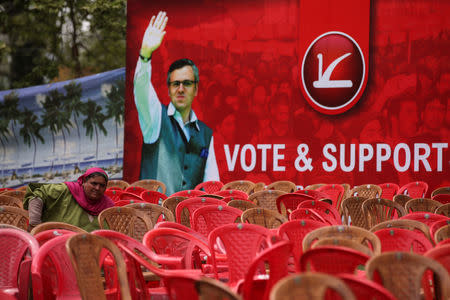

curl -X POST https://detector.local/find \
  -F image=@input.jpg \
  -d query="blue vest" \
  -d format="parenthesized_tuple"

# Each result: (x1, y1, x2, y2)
(140, 105, 213, 195)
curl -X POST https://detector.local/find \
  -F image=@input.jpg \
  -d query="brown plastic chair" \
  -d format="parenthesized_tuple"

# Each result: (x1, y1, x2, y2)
(269, 272, 356, 300)
(362, 198, 407, 229)
(435, 203, 450, 217)
(341, 196, 366, 228)
(369, 219, 434, 245)
(125, 202, 175, 224)
(266, 181, 297, 193)
(195, 277, 242, 300)
(393, 194, 412, 208)
(221, 180, 255, 194)
(227, 199, 258, 212)
(2, 190, 26, 201)
(405, 198, 442, 213)
(106, 179, 130, 190)
(248, 182, 266, 195)
(98, 207, 153, 241)
(0, 195, 23, 208)
(366, 251, 450, 300)
(130, 179, 167, 194)
(302, 225, 381, 255)
(350, 184, 382, 199)
(66, 233, 132, 300)
(241, 207, 288, 229)
(311, 237, 374, 257)
(248, 190, 287, 211)
(30, 221, 88, 235)
(304, 183, 325, 190)
(434, 224, 450, 244)
(0, 206, 29, 231)
(161, 196, 187, 219)
(431, 186, 450, 198)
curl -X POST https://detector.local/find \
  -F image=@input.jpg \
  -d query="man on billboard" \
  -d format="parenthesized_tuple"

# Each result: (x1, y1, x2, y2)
(134, 11, 219, 195)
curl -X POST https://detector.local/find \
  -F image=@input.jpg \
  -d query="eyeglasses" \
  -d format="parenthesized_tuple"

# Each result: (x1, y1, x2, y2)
(168, 80, 197, 88)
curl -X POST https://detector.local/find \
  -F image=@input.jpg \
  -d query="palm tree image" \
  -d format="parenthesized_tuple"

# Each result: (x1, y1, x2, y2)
(63, 82, 84, 155)
(1, 92, 21, 175)
(18, 108, 45, 174)
(81, 99, 107, 164)
(0, 110, 10, 179)
(105, 79, 125, 165)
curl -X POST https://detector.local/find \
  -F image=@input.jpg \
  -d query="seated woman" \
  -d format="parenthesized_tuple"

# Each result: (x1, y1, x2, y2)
(24, 167, 115, 232)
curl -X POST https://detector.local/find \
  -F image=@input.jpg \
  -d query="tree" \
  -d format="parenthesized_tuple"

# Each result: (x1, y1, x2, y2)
(0, 0, 126, 90)
(1, 92, 21, 164)
(105, 79, 125, 163)
(18, 108, 45, 172)
(81, 99, 107, 163)
(63, 81, 83, 154)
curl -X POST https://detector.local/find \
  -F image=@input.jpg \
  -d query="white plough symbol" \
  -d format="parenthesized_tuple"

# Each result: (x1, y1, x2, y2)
(313, 53, 353, 88)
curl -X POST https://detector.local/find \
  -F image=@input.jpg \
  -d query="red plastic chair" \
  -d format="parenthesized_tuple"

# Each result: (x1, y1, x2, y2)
(114, 199, 146, 206)
(432, 193, 450, 204)
(118, 191, 144, 201)
(195, 181, 224, 194)
(299, 245, 370, 275)
(429, 219, 450, 242)
(277, 219, 327, 269)
(289, 208, 329, 224)
(425, 244, 450, 274)
(104, 189, 124, 202)
(191, 204, 242, 240)
(337, 274, 397, 300)
(400, 212, 450, 228)
(214, 189, 249, 199)
(220, 196, 249, 203)
(154, 221, 209, 244)
(297, 200, 342, 225)
(0, 228, 39, 300)
(175, 197, 227, 227)
(276, 193, 314, 217)
(124, 185, 148, 196)
(143, 227, 212, 270)
(140, 190, 168, 205)
(170, 189, 206, 198)
(316, 184, 345, 209)
(378, 182, 400, 200)
(208, 223, 272, 287)
(240, 241, 293, 300)
(34, 229, 77, 246)
(374, 228, 433, 254)
(294, 189, 329, 200)
(398, 181, 429, 198)
(31, 233, 85, 300)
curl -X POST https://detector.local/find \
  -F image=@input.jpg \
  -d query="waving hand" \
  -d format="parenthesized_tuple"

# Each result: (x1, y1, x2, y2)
(140, 11, 168, 59)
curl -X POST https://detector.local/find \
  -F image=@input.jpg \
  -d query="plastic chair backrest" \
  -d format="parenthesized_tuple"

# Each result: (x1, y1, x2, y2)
(366, 251, 450, 300)
(0, 228, 39, 300)
(316, 183, 345, 209)
(362, 198, 407, 229)
(162, 196, 187, 219)
(241, 241, 293, 300)
(175, 197, 227, 227)
(424, 244, 450, 274)
(300, 245, 370, 275)
(227, 199, 258, 212)
(398, 181, 429, 198)
(429, 219, 450, 242)
(30, 221, 88, 235)
(0, 195, 23, 208)
(191, 204, 242, 239)
(170, 189, 206, 198)
(194, 181, 224, 194)
(276, 193, 314, 217)
(214, 189, 249, 199)
(289, 208, 328, 224)
(432, 194, 450, 205)
(277, 219, 327, 265)
(125, 202, 175, 224)
(266, 181, 297, 193)
(241, 207, 288, 229)
(297, 200, 342, 224)
(154, 221, 208, 244)
(143, 227, 211, 269)
(370, 219, 434, 245)
(114, 199, 146, 207)
(350, 184, 382, 199)
(118, 192, 144, 201)
(2, 190, 26, 200)
(66, 233, 132, 300)
(378, 183, 400, 200)
(130, 179, 166, 194)
(431, 186, 450, 198)
(340, 196, 367, 228)
(374, 228, 433, 254)
(294, 189, 329, 200)
(434, 224, 450, 244)
(249, 190, 287, 211)
(124, 186, 147, 196)
(0, 206, 29, 231)
(195, 277, 242, 300)
(140, 190, 168, 205)
(34, 229, 77, 246)
(400, 212, 449, 228)
(221, 180, 255, 194)
(104, 189, 123, 202)
(405, 198, 442, 213)
(208, 223, 271, 287)
(31, 233, 78, 300)
(106, 180, 129, 190)
(337, 273, 397, 300)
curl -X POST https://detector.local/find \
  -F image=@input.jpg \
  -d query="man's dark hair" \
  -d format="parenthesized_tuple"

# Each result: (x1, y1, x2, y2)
(167, 58, 199, 85)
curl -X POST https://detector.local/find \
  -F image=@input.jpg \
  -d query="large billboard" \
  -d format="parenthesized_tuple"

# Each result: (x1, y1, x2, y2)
(124, 0, 449, 192)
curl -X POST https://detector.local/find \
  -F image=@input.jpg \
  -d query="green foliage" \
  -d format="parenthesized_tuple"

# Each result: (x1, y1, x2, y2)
(105, 79, 125, 125)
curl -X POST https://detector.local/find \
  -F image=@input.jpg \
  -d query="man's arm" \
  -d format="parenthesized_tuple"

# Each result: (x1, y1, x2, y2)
(133, 11, 168, 144)
(203, 136, 220, 182)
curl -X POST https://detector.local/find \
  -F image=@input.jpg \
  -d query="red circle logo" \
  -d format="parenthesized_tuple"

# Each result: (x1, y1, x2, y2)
(301, 31, 365, 115)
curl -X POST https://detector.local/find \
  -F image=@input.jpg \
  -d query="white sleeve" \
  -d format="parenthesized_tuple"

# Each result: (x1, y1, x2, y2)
(133, 58, 162, 144)
(203, 136, 220, 182)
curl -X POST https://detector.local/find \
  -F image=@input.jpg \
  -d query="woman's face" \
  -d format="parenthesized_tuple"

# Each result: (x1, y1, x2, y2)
(82, 175, 107, 202)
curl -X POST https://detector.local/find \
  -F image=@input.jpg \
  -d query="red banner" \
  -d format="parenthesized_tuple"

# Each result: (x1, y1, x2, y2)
(124, 0, 449, 192)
